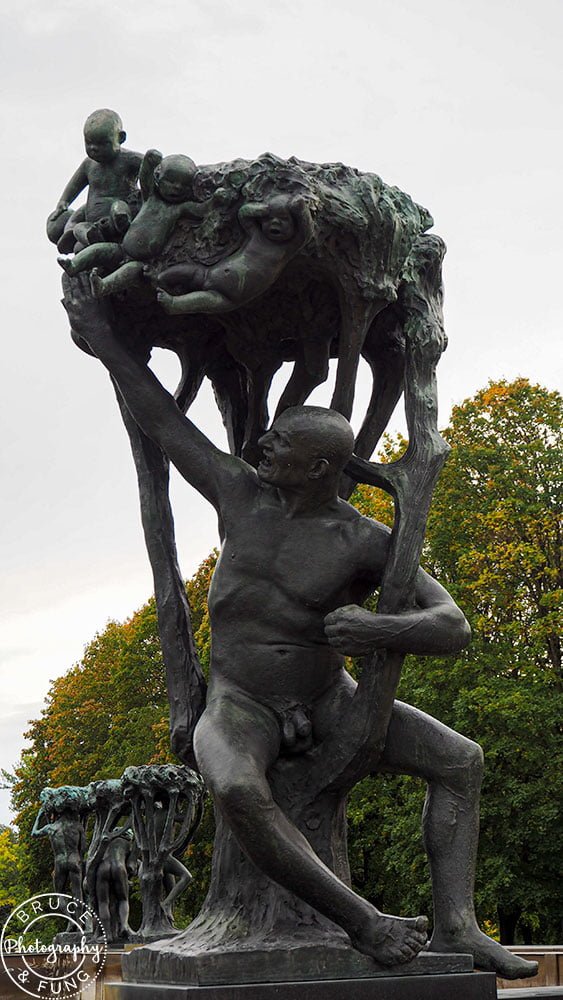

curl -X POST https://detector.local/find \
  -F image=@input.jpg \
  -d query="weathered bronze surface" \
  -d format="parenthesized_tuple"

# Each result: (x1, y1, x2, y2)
(53, 124, 538, 987)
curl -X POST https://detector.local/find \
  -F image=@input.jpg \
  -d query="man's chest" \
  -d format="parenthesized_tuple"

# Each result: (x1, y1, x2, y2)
(221, 507, 373, 608)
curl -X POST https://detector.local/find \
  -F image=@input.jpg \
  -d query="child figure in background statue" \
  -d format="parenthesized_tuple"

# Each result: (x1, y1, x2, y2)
(31, 787, 88, 912)
(47, 109, 143, 252)
(155, 193, 314, 315)
(96, 822, 138, 942)
(59, 150, 210, 298)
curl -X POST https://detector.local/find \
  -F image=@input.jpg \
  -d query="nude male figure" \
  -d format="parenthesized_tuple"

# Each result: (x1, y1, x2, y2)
(61, 273, 537, 980)
(32, 795, 86, 921)
(95, 825, 137, 942)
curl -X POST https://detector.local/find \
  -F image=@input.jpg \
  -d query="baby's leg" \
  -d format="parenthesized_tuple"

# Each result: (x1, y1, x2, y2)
(57, 206, 86, 253)
(58, 243, 123, 276)
(73, 220, 104, 247)
(157, 288, 234, 316)
(90, 261, 144, 299)
(161, 856, 192, 919)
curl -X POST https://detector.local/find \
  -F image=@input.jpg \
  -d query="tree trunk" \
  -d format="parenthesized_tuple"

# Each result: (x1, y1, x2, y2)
(113, 383, 207, 768)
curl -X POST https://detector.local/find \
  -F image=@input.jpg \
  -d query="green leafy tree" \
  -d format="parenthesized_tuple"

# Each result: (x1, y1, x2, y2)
(0, 825, 29, 927)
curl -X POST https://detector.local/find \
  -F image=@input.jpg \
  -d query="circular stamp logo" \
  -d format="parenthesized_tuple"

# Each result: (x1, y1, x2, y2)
(1, 893, 107, 999)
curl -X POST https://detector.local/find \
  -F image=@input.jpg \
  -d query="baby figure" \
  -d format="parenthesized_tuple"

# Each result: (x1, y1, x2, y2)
(59, 150, 210, 298)
(47, 109, 143, 252)
(155, 193, 314, 316)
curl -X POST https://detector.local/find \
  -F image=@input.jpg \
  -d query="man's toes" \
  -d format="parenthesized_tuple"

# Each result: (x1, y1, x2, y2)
(400, 944, 416, 959)
(415, 916, 428, 933)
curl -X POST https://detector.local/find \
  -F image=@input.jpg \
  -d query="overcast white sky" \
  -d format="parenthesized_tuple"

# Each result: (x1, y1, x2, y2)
(1, 0, 561, 825)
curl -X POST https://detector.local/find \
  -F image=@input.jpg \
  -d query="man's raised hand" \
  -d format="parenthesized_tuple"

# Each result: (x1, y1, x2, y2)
(61, 272, 115, 355)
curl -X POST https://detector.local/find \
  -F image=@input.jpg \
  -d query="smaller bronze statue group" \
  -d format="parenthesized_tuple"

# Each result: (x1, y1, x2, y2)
(31, 765, 205, 945)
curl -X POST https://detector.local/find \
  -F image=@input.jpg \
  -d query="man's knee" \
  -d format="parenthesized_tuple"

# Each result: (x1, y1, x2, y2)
(209, 768, 271, 825)
(449, 737, 484, 791)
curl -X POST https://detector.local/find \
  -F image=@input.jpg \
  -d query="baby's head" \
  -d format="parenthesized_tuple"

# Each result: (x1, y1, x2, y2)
(83, 109, 125, 164)
(261, 196, 298, 242)
(154, 154, 197, 203)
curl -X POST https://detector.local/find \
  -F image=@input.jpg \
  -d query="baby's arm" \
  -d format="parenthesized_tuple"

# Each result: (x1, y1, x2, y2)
(179, 199, 211, 220)
(52, 159, 90, 218)
(237, 201, 270, 234)
(139, 148, 163, 201)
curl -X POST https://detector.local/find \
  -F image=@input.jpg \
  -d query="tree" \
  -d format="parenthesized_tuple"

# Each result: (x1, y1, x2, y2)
(427, 378, 561, 677)
(0, 825, 28, 927)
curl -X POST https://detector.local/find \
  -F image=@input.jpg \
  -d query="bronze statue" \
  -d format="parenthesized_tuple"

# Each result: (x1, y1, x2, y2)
(52, 139, 541, 995)
(31, 786, 89, 920)
(85, 779, 136, 943)
(121, 764, 205, 940)
(61, 271, 537, 985)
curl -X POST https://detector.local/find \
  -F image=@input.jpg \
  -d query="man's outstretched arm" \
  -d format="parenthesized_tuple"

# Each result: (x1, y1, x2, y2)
(62, 274, 256, 511)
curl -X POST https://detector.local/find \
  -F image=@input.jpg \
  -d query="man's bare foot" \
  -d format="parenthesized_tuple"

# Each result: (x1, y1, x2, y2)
(351, 911, 428, 966)
(89, 268, 105, 299)
(58, 256, 74, 275)
(429, 926, 539, 980)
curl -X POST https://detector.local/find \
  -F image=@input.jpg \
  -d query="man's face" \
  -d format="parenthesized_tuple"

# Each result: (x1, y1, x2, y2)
(257, 416, 320, 488)
(84, 121, 122, 163)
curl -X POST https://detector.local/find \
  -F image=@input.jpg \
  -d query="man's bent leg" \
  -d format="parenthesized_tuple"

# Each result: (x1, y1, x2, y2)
(194, 690, 427, 965)
(380, 701, 538, 980)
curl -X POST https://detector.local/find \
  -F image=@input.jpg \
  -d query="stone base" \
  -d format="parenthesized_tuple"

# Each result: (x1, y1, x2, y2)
(106, 972, 498, 999)
(498, 991, 563, 999)
(123, 936, 473, 987)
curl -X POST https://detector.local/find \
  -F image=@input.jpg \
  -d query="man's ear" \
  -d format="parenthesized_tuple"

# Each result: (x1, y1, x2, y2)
(309, 458, 329, 480)
(119, 130, 127, 145)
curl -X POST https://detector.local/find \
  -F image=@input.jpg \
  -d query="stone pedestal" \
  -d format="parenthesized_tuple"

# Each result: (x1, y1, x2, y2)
(122, 941, 472, 988)
(105, 971, 498, 999)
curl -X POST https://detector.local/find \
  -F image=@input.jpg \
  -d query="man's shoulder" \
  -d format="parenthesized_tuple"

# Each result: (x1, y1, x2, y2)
(335, 500, 391, 560)
(336, 499, 391, 533)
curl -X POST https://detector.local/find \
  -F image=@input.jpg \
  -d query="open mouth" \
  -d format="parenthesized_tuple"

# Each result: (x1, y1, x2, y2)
(258, 454, 274, 475)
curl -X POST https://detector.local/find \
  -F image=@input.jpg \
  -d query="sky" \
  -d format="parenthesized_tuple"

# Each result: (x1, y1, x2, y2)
(1, 0, 561, 825)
